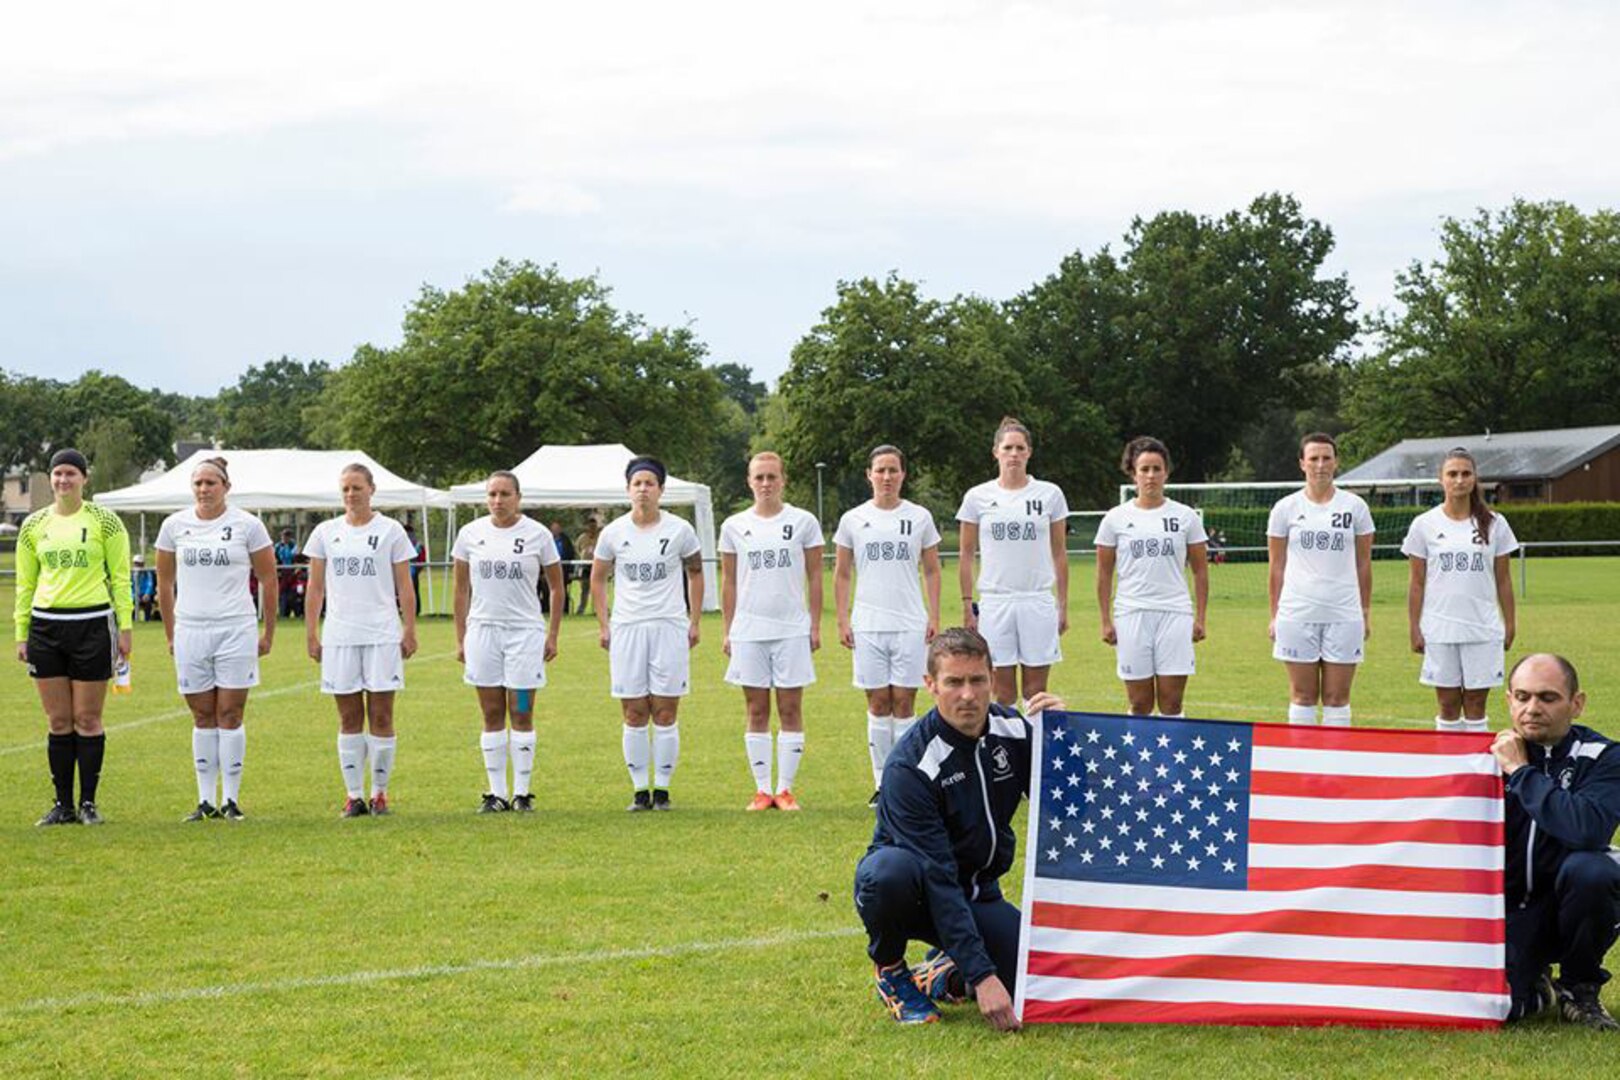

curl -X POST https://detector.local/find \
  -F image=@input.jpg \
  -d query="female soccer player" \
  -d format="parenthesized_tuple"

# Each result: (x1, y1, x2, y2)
(453, 471, 564, 813)
(1267, 432, 1374, 726)
(721, 452, 824, 811)
(1094, 437, 1209, 717)
(590, 457, 704, 811)
(14, 448, 132, 826)
(303, 463, 419, 816)
(155, 457, 278, 821)
(1402, 447, 1518, 731)
(833, 445, 941, 804)
(956, 417, 1069, 708)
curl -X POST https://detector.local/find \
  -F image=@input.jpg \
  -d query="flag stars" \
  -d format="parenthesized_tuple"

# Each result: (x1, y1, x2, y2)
(1189, 766, 1204, 781)
(1121, 732, 1136, 746)
(1170, 810, 1184, 824)
(1151, 854, 1165, 869)
(1152, 824, 1166, 838)
(1080, 850, 1094, 864)
(1068, 773, 1083, 787)
(1206, 812, 1221, 827)
(1169, 840, 1183, 854)
(1139, 747, 1153, 762)
(1191, 737, 1205, 750)
(1153, 794, 1168, 808)
(1227, 739, 1241, 753)
(1086, 760, 1101, 774)
(1174, 751, 1187, 764)
(1157, 734, 1171, 748)
(1100, 806, 1115, 820)
(1063, 833, 1079, 849)
(1188, 826, 1202, 841)
(1048, 816, 1062, 830)
(1081, 820, 1096, 834)
(1223, 829, 1237, 844)
(1188, 796, 1203, 811)
(1099, 837, 1113, 850)
(1086, 729, 1101, 743)
(1208, 753, 1223, 767)
(1205, 843, 1219, 857)
(1103, 746, 1118, 760)
(1186, 856, 1202, 870)
(1155, 764, 1169, 779)
(1066, 804, 1081, 818)
(1116, 852, 1130, 866)
(1223, 859, 1238, 873)
(1082, 791, 1097, 805)
(1047, 847, 1060, 862)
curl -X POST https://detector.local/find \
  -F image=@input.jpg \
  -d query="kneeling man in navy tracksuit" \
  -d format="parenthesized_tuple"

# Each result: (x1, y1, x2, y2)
(1495, 653, 1620, 1031)
(853, 627, 1063, 1029)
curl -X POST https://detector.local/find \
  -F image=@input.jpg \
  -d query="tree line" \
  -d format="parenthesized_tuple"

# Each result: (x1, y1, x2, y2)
(4, 196, 1617, 513)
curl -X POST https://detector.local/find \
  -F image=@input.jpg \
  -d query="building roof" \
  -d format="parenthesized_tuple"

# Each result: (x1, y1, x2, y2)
(1342, 425, 1620, 482)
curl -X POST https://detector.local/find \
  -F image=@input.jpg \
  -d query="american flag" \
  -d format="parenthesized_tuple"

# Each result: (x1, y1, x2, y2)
(1014, 712, 1507, 1028)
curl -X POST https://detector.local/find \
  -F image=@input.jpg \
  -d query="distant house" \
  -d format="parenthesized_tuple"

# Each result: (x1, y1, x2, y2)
(1342, 425, 1620, 503)
(3, 466, 49, 525)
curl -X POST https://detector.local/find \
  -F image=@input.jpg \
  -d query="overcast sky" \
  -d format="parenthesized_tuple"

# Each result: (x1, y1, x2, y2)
(3, 0, 1616, 394)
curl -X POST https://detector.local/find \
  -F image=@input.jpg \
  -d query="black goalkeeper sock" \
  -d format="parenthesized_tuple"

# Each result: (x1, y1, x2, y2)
(76, 734, 106, 804)
(48, 733, 77, 806)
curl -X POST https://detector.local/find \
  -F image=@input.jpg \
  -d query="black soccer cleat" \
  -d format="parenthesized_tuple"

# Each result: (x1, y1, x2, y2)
(510, 794, 535, 813)
(37, 801, 79, 827)
(183, 801, 220, 823)
(1558, 982, 1620, 1032)
(652, 789, 672, 811)
(218, 800, 245, 822)
(77, 801, 104, 826)
(477, 793, 511, 814)
(341, 797, 370, 818)
(627, 789, 653, 812)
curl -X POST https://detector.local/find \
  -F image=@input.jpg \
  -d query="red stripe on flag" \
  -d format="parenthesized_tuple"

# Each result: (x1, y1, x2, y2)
(1022, 997, 1501, 1029)
(1025, 951, 1506, 995)
(1030, 901, 1504, 944)
(1251, 771, 1501, 799)
(1250, 818, 1503, 847)
(1248, 865, 1500, 894)
(1252, 725, 1495, 755)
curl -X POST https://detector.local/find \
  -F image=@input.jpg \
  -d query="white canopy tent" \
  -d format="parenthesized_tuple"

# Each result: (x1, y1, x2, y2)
(96, 448, 454, 609)
(449, 443, 719, 611)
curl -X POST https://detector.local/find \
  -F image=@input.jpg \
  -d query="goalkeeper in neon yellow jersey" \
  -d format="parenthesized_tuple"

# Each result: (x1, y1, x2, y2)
(14, 448, 133, 826)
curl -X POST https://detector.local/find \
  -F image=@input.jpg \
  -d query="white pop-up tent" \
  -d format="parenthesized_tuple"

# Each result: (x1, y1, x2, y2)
(449, 443, 719, 611)
(96, 448, 454, 608)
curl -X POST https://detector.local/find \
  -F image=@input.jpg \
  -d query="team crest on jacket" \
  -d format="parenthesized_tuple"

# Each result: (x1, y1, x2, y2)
(991, 744, 1013, 780)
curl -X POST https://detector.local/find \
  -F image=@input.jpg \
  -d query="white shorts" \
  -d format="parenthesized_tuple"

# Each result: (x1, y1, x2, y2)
(1420, 640, 1505, 690)
(726, 636, 816, 689)
(1272, 618, 1364, 665)
(321, 643, 405, 695)
(609, 621, 691, 699)
(1114, 610, 1195, 680)
(175, 620, 260, 693)
(463, 621, 547, 690)
(978, 594, 1061, 668)
(852, 630, 927, 690)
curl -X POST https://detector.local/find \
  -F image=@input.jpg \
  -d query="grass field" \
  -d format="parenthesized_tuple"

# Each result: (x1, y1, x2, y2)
(3, 556, 1618, 1078)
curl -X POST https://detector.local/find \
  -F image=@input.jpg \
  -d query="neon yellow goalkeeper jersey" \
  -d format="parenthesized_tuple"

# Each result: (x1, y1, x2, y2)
(13, 502, 133, 640)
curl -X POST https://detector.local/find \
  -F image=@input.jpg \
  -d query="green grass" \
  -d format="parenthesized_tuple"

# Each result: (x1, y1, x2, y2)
(2, 558, 1618, 1078)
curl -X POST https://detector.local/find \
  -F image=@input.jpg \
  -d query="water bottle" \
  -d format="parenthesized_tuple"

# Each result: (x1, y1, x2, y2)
(113, 656, 132, 694)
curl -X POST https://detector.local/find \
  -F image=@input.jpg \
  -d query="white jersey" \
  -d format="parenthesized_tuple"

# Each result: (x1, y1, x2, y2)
(1401, 506, 1519, 643)
(1095, 498, 1207, 615)
(957, 477, 1069, 596)
(1267, 489, 1376, 623)
(452, 514, 561, 627)
(833, 499, 940, 633)
(155, 506, 273, 626)
(304, 514, 416, 646)
(594, 512, 702, 625)
(720, 504, 824, 641)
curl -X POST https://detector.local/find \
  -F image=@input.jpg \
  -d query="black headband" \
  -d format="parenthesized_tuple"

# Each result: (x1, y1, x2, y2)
(625, 456, 666, 485)
(49, 448, 89, 475)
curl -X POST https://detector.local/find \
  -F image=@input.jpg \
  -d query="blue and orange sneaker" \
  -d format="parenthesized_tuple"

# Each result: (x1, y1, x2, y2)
(911, 949, 967, 1004)
(874, 963, 941, 1025)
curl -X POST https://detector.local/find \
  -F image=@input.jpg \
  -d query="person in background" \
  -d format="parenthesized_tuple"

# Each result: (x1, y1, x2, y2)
(550, 521, 577, 615)
(405, 521, 428, 617)
(575, 513, 604, 617)
(275, 527, 300, 619)
(133, 555, 158, 622)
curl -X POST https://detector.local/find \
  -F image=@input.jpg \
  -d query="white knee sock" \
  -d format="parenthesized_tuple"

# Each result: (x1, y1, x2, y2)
(745, 732, 773, 793)
(218, 728, 246, 804)
(652, 724, 679, 790)
(367, 735, 397, 794)
(1159, 712, 1185, 720)
(867, 714, 893, 788)
(1321, 705, 1351, 728)
(337, 732, 368, 798)
(193, 728, 219, 805)
(776, 731, 805, 795)
(480, 730, 509, 800)
(1461, 716, 1489, 733)
(892, 716, 917, 747)
(509, 730, 537, 797)
(1287, 703, 1317, 726)
(1435, 716, 1464, 733)
(622, 725, 651, 791)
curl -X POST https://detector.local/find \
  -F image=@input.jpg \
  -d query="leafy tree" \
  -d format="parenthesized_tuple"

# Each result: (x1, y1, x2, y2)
(766, 275, 1104, 514)
(78, 415, 145, 493)
(1012, 193, 1357, 487)
(330, 260, 726, 485)
(51, 371, 176, 473)
(217, 357, 332, 448)
(712, 362, 767, 415)
(1344, 199, 1620, 461)
(0, 371, 58, 472)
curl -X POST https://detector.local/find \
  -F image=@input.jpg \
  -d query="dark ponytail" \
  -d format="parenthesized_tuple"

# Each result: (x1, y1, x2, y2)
(1444, 447, 1493, 542)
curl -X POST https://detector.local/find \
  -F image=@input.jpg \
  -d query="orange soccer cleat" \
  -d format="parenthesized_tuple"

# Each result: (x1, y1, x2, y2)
(746, 790, 776, 812)
(772, 790, 802, 812)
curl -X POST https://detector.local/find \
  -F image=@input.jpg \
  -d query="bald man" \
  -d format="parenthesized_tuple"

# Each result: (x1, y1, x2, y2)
(1494, 654, 1620, 1031)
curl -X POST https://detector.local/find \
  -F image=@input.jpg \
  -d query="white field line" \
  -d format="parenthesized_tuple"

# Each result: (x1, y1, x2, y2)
(0, 926, 864, 1015)
(0, 650, 460, 757)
